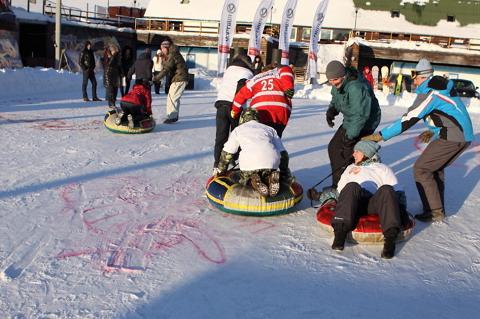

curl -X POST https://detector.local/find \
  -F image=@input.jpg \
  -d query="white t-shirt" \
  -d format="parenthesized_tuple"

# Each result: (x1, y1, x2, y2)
(222, 121, 285, 171)
(337, 162, 400, 194)
(217, 66, 254, 102)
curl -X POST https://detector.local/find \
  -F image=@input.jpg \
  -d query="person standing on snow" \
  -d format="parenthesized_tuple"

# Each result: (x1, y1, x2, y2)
(120, 45, 134, 97)
(79, 40, 101, 102)
(212, 54, 254, 175)
(154, 38, 189, 124)
(231, 64, 295, 138)
(152, 49, 164, 95)
(362, 58, 473, 223)
(323, 60, 381, 189)
(331, 141, 403, 259)
(216, 108, 290, 198)
(127, 48, 153, 88)
(104, 45, 123, 108)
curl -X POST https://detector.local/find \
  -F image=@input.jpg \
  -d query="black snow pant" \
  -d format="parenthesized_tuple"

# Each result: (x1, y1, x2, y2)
(328, 126, 373, 188)
(332, 182, 401, 234)
(106, 85, 118, 107)
(264, 122, 286, 138)
(414, 138, 470, 213)
(82, 70, 98, 99)
(214, 100, 238, 168)
(120, 101, 148, 126)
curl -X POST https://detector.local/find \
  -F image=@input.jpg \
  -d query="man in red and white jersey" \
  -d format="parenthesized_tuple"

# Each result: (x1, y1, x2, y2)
(231, 65, 295, 137)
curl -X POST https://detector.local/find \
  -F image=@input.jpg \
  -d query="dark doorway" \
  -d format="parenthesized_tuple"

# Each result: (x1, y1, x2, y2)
(19, 23, 49, 67)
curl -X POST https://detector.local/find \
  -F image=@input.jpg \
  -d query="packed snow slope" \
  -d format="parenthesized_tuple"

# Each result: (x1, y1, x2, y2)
(0, 68, 479, 318)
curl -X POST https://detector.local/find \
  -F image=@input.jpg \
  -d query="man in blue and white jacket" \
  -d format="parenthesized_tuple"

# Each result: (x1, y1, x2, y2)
(362, 59, 473, 222)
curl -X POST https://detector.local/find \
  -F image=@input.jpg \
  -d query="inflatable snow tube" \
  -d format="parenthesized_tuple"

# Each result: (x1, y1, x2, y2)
(104, 110, 155, 134)
(316, 200, 415, 244)
(205, 171, 303, 216)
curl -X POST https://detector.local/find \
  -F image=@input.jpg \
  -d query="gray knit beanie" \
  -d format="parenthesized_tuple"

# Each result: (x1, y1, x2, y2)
(354, 141, 380, 158)
(325, 60, 346, 80)
(415, 58, 433, 77)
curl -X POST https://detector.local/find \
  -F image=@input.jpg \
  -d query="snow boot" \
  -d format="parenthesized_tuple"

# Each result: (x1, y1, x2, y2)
(92, 97, 101, 101)
(83, 97, 90, 102)
(115, 112, 125, 125)
(250, 173, 269, 197)
(127, 114, 134, 129)
(331, 230, 348, 251)
(268, 170, 280, 197)
(381, 227, 399, 259)
(415, 208, 445, 222)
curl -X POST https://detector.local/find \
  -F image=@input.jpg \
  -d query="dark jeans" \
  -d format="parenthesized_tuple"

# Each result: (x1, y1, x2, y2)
(120, 77, 131, 97)
(82, 70, 98, 99)
(264, 122, 286, 138)
(328, 126, 373, 188)
(153, 71, 161, 94)
(106, 86, 118, 107)
(332, 183, 401, 233)
(214, 100, 238, 168)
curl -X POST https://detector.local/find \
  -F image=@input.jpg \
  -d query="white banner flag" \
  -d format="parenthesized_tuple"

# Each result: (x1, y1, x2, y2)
(217, 0, 240, 75)
(247, 0, 273, 61)
(279, 0, 298, 65)
(308, 0, 329, 80)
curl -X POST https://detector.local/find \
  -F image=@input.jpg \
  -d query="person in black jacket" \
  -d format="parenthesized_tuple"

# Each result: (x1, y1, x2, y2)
(120, 45, 134, 96)
(79, 41, 100, 102)
(252, 55, 264, 75)
(127, 48, 153, 86)
(104, 45, 123, 108)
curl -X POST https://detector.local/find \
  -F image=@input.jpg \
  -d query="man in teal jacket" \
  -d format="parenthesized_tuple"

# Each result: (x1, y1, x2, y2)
(324, 60, 381, 188)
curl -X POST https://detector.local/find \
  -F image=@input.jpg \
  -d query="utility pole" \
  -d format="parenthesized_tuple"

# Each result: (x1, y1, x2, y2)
(55, 0, 62, 69)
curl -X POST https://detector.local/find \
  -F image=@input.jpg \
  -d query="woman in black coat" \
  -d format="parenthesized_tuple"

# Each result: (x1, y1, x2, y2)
(104, 45, 123, 107)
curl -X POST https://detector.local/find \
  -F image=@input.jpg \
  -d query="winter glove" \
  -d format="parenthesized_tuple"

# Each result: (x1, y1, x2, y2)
(361, 133, 383, 142)
(326, 107, 338, 128)
(217, 151, 233, 174)
(418, 130, 434, 143)
(285, 88, 294, 99)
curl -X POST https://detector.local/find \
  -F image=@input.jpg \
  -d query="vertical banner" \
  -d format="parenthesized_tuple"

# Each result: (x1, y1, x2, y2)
(217, 0, 240, 75)
(279, 0, 298, 65)
(308, 0, 329, 80)
(248, 0, 274, 61)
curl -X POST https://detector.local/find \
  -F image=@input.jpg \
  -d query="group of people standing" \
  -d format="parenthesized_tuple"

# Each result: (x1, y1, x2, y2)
(212, 54, 473, 260)
(79, 37, 189, 126)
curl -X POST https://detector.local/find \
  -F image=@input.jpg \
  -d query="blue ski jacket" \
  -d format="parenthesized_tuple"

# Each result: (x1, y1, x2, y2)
(380, 76, 474, 142)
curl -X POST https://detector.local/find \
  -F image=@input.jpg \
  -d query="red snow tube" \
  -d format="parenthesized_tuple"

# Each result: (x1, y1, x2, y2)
(316, 200, 415, 244)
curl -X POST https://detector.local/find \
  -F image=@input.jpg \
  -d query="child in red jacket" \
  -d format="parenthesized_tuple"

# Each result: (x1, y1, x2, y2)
(116, 80, 152, 128)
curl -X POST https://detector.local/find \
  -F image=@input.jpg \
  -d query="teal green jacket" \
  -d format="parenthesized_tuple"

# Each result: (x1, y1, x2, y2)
(328, 68, 381, 139)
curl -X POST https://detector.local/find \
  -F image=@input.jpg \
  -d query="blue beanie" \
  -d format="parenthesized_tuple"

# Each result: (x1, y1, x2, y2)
(354, 141, 380, 158)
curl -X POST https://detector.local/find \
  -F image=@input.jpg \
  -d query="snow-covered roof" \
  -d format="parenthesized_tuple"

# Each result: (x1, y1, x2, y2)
(144, 0, 480, 39)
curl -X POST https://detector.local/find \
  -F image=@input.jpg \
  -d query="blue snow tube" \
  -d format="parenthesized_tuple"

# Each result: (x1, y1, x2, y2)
(205, 171, 303, 216)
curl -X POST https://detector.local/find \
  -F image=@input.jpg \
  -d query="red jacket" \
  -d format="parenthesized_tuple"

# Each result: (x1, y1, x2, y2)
(232, 66, 294, 126)
(121, 84, 152, 115)
(363, 66, 374, 89)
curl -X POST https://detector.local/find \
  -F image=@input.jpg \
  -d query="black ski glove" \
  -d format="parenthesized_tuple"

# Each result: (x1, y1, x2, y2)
(326, 107, 338, 128)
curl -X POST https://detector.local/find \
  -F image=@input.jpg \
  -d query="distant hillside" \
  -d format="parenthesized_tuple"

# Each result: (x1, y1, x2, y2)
(353, 0, 480, 26)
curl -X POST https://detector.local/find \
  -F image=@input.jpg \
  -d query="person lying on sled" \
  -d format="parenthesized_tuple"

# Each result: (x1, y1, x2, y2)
(331, 141, 404, 259)
(215, 108, 290, 197)
(116, 79, 152, 128)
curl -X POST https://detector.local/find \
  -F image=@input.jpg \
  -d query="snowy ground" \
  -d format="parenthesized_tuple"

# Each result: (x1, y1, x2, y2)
(1, 68, 479, 318)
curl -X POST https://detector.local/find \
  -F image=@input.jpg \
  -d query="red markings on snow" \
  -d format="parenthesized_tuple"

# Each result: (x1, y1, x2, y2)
(32, 119, 102, 131)
(56, 176, 228, 273)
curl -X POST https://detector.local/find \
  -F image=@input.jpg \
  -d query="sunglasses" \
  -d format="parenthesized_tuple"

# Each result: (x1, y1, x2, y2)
(411, 69, 433, 79)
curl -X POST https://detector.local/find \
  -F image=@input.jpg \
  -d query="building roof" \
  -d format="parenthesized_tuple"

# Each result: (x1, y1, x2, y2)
(144, 0, 480, 39)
